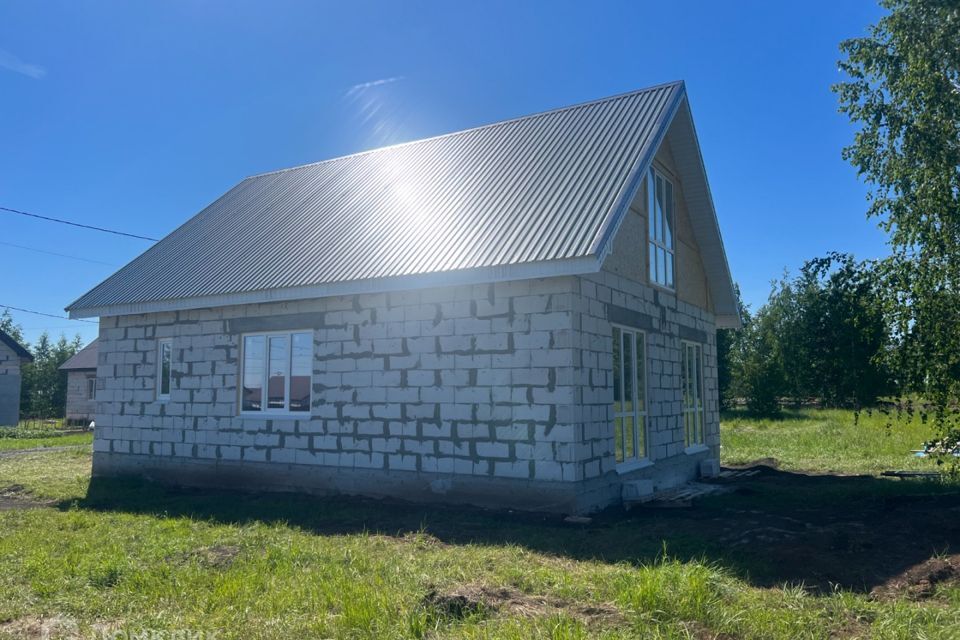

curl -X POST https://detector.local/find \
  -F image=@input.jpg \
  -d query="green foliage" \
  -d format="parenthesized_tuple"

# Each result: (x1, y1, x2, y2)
(0, 309, 24, 344)
(716, 285, 749, 410)
(720, 255, 891, 416)
(792, 253, 892, 406)
(19, 332, 83, 419)
(834, 0, 960, 452)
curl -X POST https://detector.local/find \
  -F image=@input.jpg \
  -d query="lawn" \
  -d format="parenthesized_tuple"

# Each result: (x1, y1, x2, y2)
(0, 410, 958, 639)
(721, 407, 945, 474)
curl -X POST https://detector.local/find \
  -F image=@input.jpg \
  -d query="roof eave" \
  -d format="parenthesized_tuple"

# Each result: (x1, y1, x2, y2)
(67, 255, 604, 319)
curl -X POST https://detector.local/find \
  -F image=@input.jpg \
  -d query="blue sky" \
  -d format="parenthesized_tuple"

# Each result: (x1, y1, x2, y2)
(0, 1, 887, 347)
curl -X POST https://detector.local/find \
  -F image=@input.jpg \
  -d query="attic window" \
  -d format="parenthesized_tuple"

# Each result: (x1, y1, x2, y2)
(648, 168, 675, 289)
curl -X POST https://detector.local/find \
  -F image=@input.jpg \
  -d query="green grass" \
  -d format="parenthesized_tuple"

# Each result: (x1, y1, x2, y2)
(0, 410, 958, 639)
(721, 407, 944, 474)
(0, 432, 93, 452)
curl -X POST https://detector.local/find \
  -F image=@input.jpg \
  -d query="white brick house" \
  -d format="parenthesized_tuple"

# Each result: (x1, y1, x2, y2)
(67, 81, 739, 513)
(0, 329, 33, 426)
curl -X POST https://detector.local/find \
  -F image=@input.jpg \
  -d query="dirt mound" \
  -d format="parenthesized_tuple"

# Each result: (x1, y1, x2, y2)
(422, 583, 622, 626)
(400, 531, 447, 549)
(871, 555, 960, 600)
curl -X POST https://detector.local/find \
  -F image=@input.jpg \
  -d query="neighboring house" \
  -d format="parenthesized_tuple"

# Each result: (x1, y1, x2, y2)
(0, 330, 33, 426)
(67, 81, 739, 513)
(59, 339, 99, 426)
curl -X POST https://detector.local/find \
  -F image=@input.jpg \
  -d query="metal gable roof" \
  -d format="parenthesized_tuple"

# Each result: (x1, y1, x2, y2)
(68, 81, 720, 317)
(59, 338, 98, 371)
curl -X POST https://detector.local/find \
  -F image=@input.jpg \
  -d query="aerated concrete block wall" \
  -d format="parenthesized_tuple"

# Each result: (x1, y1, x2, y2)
(571, 269, 719, 494)
(65, 370, 97, 423)
(93, 277, 616, 513)
(0, 341, 23, 426)
(92, 272, 719, 513)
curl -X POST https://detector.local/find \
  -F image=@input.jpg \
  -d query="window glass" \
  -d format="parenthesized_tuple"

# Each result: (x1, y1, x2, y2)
(612, 327, 622, 413)
(267, 336, 288, 410)
(290, 332, 312, 412)
(664, 180, 674, 249)
(242, 331, 312, 414)
(158, 339, 172, 399)
(242, 335, 265, 412)
(648, 168, 676, 289)
(648, 242, 657, 282)
(682, 341, 705, 446)
(87, 377, 96, 400)
(622, 331, 633, 409)
(611, 326, 647, 463)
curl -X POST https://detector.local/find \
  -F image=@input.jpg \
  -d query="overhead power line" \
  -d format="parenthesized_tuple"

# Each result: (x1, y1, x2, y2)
(0, 241, 119, 266)
(1, 304, 98, 324)
(0, 205, 159, 242)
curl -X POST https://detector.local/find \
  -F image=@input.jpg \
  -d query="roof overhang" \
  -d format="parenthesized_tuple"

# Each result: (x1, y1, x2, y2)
(68, 255, 603, 318)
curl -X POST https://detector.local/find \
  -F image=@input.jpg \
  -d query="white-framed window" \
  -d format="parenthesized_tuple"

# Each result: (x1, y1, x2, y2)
(648, 167, 675, 289)
(87, 377, 96, 400)
(157, 338, 172, 400)
(241, 331, 312, 414)
(612, 325, 647, 463)
(681, 341, 705, 447)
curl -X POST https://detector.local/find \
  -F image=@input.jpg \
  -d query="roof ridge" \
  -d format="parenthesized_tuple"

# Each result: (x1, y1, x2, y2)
(244, 80, 685, 180)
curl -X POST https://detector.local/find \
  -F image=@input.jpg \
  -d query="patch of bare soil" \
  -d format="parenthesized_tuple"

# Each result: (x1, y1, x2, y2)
(0, 485, 51, 512)
(169, 544, 240, 569)
(0, 615, 81, 639)
(422, 583, 622, 626)
(870, 554, 960, 601)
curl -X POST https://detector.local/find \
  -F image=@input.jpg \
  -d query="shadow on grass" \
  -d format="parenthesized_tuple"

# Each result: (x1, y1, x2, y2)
(66, 466, 960, 594)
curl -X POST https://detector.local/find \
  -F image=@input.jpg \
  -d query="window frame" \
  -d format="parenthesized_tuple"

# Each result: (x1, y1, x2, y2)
(611, 324, 649, 467)
(681, 340, 706, 448)
(239, 329, 313, 416)
(86, 376, 96, 401)
(647, 166, 676, 291)
(156, 338, 172, 401)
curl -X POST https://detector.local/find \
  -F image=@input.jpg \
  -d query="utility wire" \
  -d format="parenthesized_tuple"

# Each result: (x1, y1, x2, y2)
(1, 205, 159, 242)
(1, 304, 98, 324)
(0, 241, 119, 267)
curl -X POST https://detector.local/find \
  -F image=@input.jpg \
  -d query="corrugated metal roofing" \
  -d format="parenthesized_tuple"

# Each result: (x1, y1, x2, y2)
(68, 81, 686, 314)
(59, 338, 98, 371)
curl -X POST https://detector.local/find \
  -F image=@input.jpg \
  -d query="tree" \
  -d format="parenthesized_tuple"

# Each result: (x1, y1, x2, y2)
(835, 0, 960, 447)
(794, 254, 892, 406)
(739, 300, 787, 417)
(0, 309, 25, 345)
(717, 285, 750, 410)
(20, 331, 83, 419)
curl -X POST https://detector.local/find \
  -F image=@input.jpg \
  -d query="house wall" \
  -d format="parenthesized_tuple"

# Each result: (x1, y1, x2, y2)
(0, 341, 22, 426)
(92, 278, 617, 513)
(66, 370, 97, 423)
(571, 272, 719, 496)
(590, 138, 719, 496)
(603, 139, 712, 312)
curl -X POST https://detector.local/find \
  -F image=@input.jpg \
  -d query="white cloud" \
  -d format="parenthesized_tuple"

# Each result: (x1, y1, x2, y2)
(344, 75, 404, 98)
(0, 49, 45, 79)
